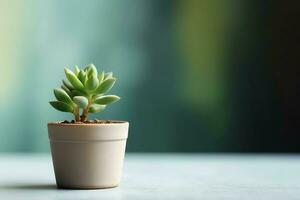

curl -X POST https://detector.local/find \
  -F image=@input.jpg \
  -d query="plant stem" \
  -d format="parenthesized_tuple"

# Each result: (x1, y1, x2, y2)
(80, 96, 91, 122)
(74, 107, 80, 122)
(80, 108, 89, 122)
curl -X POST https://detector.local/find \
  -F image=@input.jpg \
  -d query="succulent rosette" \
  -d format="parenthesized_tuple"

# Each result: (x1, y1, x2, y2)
(50, 64, 120, 122)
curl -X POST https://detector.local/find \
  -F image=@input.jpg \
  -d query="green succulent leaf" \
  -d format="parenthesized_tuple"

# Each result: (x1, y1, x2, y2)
(88, 104, 106, 113)
(73, 96, 89, 108)
(64, 68, 84, 90)
(86, 64, 97, 77)
(62, 79, 74, 90)
(94, 95, 120, 105)
(78, 70, 87, 84)
(71, 90, 86, 97)
(84, 64, 91, 72)
(92, 93, 102, 100)
(85, 74, 99, 91)
(104, 72, 113, 80)
(49, 101, 73, 113)
(98, 71, 104, 83)
(74, 65, 80, 76)
(61, 85, 72, 97)
(53, 88, 73, 105)
(95, 78, 116, 94)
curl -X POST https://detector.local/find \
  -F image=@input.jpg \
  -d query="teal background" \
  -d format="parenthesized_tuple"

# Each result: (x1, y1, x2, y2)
(0, 0, 299, 152)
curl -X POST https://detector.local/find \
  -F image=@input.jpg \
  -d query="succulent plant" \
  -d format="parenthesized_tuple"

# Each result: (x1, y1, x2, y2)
(49, 64, 120, 122)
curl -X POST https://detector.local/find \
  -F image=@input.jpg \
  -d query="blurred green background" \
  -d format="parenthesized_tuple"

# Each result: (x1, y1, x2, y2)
(0, 0, 299, 152)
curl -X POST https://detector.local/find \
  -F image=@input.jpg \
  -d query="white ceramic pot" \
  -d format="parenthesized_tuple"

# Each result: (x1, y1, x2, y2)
(47, 121, 129, 189)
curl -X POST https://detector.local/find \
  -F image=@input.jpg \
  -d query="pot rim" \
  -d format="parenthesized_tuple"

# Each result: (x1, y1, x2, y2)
(48, 120, 128, 126)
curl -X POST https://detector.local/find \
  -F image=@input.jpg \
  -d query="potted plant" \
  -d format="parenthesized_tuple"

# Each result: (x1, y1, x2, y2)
(48, 64, 129, 189)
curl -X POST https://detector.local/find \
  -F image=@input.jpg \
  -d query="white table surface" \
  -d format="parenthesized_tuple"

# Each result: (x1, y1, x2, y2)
(0, 153, 299, 200)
